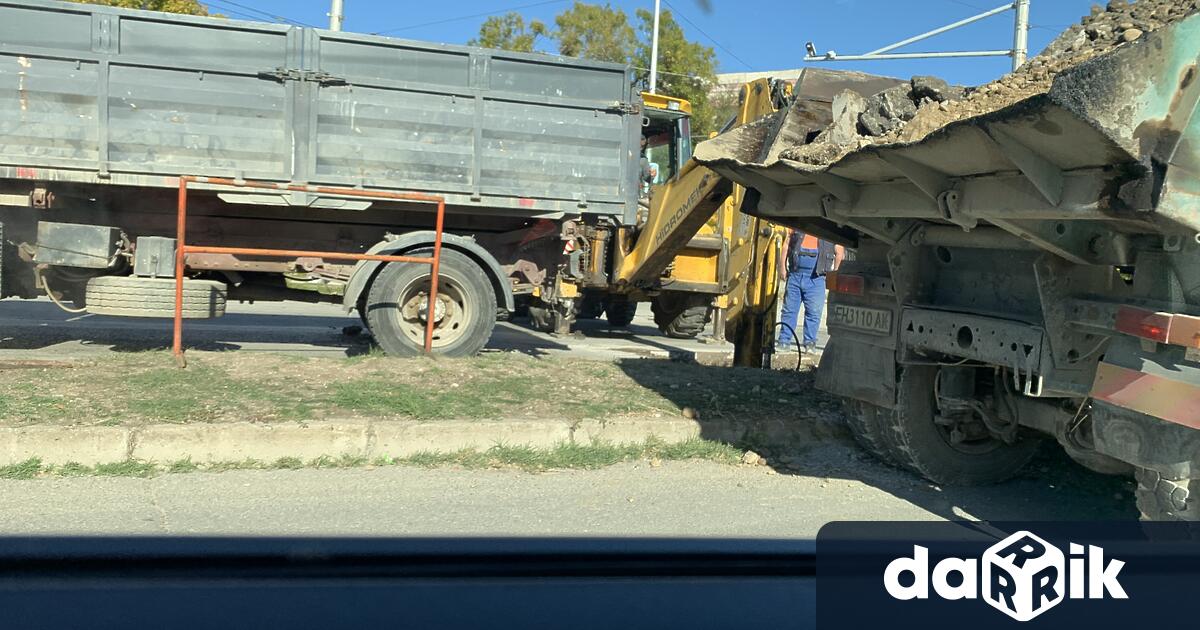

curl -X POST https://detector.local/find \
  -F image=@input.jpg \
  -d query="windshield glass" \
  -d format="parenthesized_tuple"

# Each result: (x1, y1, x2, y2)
(0, 0, 1154, 575)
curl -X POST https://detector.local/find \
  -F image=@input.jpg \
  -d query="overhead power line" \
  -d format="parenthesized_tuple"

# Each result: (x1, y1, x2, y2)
(372, 0, 569, 36)
(204, 0, 314, 27)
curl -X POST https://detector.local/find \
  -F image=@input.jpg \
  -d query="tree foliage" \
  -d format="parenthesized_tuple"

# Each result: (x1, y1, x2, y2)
(67, 0, 209, 15)
(468, 12, 548, 53)
(553, 2, 636, 64)
(633, 9, 719, 135)
(468, 2, 721, 136)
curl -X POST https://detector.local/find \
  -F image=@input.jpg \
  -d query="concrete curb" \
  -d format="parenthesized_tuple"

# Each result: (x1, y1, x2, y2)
(0, 415, 829, 466)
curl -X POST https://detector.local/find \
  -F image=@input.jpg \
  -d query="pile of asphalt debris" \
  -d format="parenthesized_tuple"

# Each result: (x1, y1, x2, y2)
(783, 0, 1200, 166)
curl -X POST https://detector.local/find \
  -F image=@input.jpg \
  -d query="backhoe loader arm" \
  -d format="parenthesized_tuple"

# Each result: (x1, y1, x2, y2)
(615, 79, 787, 289)
(616, 163, 731, 288)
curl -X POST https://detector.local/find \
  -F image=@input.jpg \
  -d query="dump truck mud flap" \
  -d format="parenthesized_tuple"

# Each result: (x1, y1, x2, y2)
(815, 336, 896, 408)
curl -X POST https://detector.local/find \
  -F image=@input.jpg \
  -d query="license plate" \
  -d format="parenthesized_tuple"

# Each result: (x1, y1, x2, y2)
(829, 304, 893, 335)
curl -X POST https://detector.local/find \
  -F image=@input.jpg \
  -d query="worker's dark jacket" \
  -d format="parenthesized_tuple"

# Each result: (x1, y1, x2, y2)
(787, 232, 838, 276)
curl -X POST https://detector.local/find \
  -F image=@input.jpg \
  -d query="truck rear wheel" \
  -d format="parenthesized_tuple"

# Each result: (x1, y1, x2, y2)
(85, 276, 226, 318)
(863, 366, 1039, 485)
(651, 293, 712, 339)
(1136, 468, 1200, 521)
(846, 401, 900, 467)
(364, 249, 495, 357)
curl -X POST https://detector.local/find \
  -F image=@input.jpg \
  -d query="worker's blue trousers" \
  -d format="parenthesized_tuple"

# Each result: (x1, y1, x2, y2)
(778, 255, 825, 347)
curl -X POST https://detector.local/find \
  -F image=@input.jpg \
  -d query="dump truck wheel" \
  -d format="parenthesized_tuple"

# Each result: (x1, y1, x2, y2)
(604, 297, 637, 327)
(846, 401, 900, 467)
(1136, 468, 1200, 521)
(85, 276, 226, 318)
(872, 366, 1039, 485)
(651, 293, 712, 338)
(365, 249, 496, 357)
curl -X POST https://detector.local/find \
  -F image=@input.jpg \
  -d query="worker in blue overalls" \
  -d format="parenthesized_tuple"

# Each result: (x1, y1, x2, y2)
(778, 229, 843, 352)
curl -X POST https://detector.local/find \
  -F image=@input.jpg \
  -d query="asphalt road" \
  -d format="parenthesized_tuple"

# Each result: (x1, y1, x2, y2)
(0, 446, 1136, 538)
(0, 297, 826, 362)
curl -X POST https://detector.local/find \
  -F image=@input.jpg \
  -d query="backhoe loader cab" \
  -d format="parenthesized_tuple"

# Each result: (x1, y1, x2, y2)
(639, 93, 693, 187)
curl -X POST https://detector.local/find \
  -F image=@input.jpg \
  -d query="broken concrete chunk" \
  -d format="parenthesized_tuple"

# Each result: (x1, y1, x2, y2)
(858, 109, 898, 137)
(826, 89, 867, 145)
(910, 75, 954, 102)
(875, 84, 918, 122)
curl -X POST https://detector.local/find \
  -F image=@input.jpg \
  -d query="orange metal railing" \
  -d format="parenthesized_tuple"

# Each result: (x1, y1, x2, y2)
(173, 176, 446, 366)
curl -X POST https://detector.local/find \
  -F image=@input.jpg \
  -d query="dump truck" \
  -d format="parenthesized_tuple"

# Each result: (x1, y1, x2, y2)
(3, 0, 891, 362)
(696, 8, 1200, 519)
(0, 0, 798, 357)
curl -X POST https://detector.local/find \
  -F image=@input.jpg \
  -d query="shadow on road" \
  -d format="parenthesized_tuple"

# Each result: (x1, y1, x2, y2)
(613, 358, 1138, 523)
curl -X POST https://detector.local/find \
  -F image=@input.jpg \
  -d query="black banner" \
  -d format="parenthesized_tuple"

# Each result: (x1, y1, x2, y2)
(818, 521, 1200, 628)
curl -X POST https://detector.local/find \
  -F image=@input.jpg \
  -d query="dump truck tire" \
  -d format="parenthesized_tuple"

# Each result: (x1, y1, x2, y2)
(871, 366, 1039, 486)
(85, 276, 226, 318)
(365, 249, 495, 357)
(651, 294, 712, 339)
(604, 297, 637, 327)
(1136, 468, 1200, 522)
(846, 401, 900, 467)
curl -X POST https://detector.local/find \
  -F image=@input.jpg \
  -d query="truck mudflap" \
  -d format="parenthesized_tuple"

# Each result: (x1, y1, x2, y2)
(815, 336, 896, 409)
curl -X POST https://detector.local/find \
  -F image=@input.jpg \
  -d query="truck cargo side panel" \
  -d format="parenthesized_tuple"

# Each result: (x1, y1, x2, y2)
(0, 0, 637, 221)
(314, 86, 474, 191)
(108, 65, 289, 179)
(0, 56, 99, 167)
(479, 101, 624, 202)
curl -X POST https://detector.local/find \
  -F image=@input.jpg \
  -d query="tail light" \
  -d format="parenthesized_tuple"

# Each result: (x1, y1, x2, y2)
(827, 272, 864, 296)
(1114, 306, 1200, 349)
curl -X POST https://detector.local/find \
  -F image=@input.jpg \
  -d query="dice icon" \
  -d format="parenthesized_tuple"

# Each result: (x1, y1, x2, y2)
(982, 531, 1065, 621)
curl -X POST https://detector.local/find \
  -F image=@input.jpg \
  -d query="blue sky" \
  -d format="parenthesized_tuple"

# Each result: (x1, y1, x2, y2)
(202, 0, 1099, 86)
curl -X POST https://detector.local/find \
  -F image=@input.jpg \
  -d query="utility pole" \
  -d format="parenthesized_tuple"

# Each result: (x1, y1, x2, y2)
(1012, 0, 1030, 70)
(648, 0, 660, 94)
(329, 0, 344, 31)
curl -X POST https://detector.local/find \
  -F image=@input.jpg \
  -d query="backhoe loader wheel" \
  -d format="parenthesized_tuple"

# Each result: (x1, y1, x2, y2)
(577, 294, 605, 319)
(604, 297, 637, 327)
(651, 293, 712, 339)
(863, 366, 1039, 486)
(365, 249, 495, 357)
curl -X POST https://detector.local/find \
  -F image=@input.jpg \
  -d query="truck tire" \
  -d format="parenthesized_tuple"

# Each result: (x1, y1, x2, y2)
(364, 249, 496, 357)
(846, 401, 900, 467)
(869, 366, 1039, 485)
(604, 296, 637, 327)
(1136, 468, 1200, 521)
(651, 293, 712, 338)
(85, 276, 226, 318)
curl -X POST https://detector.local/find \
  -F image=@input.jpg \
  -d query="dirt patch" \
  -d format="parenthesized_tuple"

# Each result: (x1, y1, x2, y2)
(0, 351, 835, 427)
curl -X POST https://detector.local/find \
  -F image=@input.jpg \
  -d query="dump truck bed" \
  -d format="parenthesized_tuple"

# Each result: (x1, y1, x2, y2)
(0, 0, 640, 221)
(695, 12, 1200, 245)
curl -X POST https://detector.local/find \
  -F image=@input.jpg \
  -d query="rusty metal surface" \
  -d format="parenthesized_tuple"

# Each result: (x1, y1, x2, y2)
(1091, 361, 1200, 429)
(0, 0, 638, 222)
